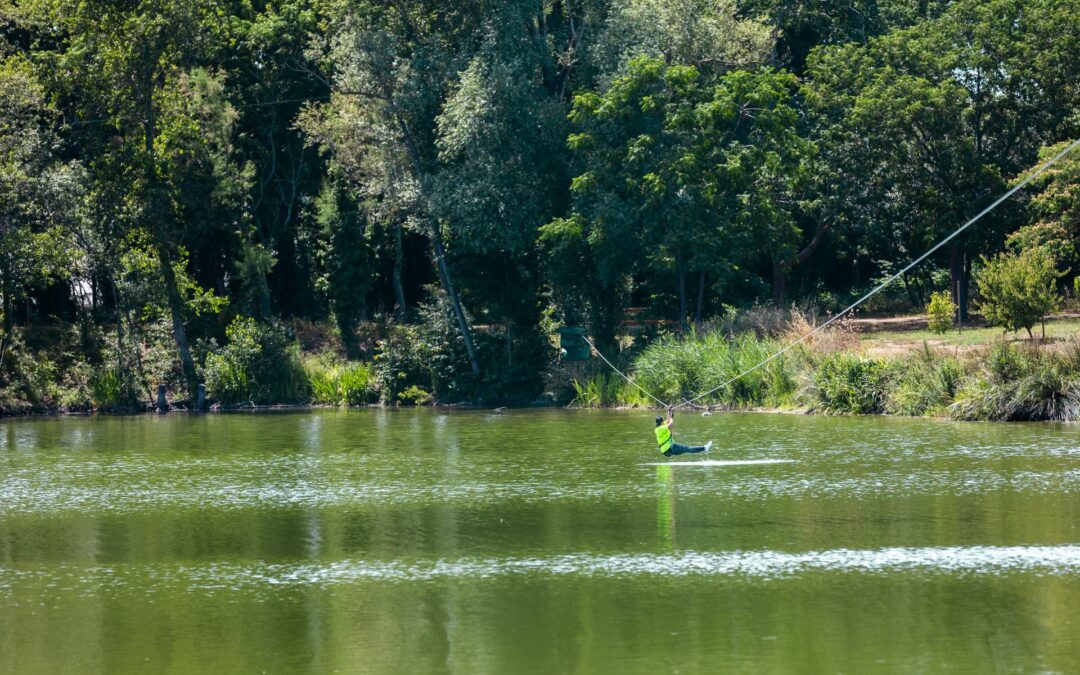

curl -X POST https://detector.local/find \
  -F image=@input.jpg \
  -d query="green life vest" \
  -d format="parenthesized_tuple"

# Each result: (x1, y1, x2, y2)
(655, 425, 672, 452)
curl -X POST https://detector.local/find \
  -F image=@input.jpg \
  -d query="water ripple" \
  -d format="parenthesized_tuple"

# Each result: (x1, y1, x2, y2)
(2, 545, 1078, 595)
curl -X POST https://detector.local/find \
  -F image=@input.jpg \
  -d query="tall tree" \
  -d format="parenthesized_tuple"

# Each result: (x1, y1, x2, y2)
(804, 0, 1080, 318)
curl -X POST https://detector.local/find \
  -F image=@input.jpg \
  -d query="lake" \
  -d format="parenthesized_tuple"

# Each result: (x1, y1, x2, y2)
(1, 409, 1078, 673)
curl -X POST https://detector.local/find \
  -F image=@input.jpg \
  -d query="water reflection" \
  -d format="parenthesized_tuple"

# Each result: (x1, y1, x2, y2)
(2, 410, 1080, 673)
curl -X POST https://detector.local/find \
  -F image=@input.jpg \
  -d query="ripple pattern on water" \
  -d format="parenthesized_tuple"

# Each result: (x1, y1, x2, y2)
(3, 458, 1080, 514)
(2, 545, 1079, 596)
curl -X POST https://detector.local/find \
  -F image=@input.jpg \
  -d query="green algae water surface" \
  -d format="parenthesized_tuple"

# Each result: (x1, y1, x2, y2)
(1, 409, 1079, 673)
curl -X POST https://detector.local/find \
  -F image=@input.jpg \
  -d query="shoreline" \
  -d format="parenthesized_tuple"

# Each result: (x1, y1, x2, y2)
(0, 401, 1015, 422)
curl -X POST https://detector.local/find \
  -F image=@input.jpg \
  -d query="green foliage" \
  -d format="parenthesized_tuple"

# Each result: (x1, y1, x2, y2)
(977, 248, 1062, 338)
(305, 355, 378, 406)
(886, 348, 964, 416)
(926, 291, 956, 334)
(807, 352, 890, 415)
(89, 368, 125, 411)
(373, 324, 436, 405)
(398, 385, 433, 406)
(204, 317, 309, 405)
(2, 0, 1080, 415)
(0, 331, 57, 412)
(571, 373, 649, 408)
(633, 331, 797, 409)
(951, 342, 1080, 421)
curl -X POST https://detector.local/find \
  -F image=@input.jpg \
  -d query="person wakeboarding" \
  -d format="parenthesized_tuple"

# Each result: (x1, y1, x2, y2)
(655, 406, 712, 457)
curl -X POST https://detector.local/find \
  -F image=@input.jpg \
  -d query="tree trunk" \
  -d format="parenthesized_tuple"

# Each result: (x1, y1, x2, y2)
(431, 222, 480, 376)
(257, 274, 271, 320)
(677, 265, 687, 334)
(695, 270, 706, 331)
(144, 72, 198, 397)
(949, 243, 969, 322)
(392, 220, 407, 320)
(0, 263, 11, 365)
(110, 281, 127, 396)
(591, 283, 620, 358)
(155, 242, 199, 396)
(772, 258, 786, 308)
(773, 219, 830, 308)
(1, 264, 11, 335)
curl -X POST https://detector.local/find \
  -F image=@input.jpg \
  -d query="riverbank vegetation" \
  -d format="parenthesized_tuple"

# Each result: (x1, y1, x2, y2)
(571, 319, 1080, 422)
(1, 0, 1079, 415)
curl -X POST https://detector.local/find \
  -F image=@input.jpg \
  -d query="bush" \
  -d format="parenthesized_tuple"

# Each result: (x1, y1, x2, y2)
(89, 367, 125, 410)
(373, 324, 435, 404)
(399, 385, 433, 406)
(977, 248, 1062, 338)
(926, 291, 956, 334)
(886, 348, 964, 416)
(306, 355, 378, 406)
(571, 372, 651, 407)
(0, 330, 58, 412)
(806, 352, 889, 415)
(950, 342, 1080, 421)
(204, 317, 309, 405)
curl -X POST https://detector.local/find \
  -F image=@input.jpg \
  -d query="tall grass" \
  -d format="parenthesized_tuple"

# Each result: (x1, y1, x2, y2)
(571, 372, 652, 407)
(805, 352, 890, 415)
(886, 346, 964, 416)
(950, 342, 1080, 421)
(633, 332, 797, 409)
(305, 356, 378, 406)
(570, 326, 1080, 422)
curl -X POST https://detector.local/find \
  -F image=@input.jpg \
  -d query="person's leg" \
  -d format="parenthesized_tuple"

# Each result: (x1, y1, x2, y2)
(666, 442, 706, 456)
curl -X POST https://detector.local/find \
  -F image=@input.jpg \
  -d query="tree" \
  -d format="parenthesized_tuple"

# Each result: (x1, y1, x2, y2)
(547, 57, 810, 341)
(804, 0, 1080, 320)
(1009, 140, 1080, 286)
(0, 55, 78, 342)
(977, 247, 1062, 339)
(926, 290, 956, 334)
(590, 0, 772, 78)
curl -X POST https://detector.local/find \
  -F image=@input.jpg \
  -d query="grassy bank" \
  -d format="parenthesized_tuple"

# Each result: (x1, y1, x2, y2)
(571, 324, 1080, 422)
(7, 312, 1080, 421)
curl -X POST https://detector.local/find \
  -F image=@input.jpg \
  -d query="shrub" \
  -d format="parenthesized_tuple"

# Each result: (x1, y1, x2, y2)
(950, 342, 1080, 421)
(570, 372, 650, 407)
(89, 368, 125, 410)
(204, 317, 309, 405)
(399, 384, 433, 406)
(926, 291, 956, 334)
(306, 355, 378, 406)
(977, 248, 1062, 338)
(806, 352, 889, 415)
(886, 348, 964, 416)
(373, 324, 435, 404)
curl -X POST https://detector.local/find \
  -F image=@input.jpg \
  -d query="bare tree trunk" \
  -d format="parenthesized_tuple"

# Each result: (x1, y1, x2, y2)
(392, 220, 407, 320)
(1, 264, 11, 336)
(695, 270, 706, 331)
(772, 258, 786, 308)
(772, 220, 830, 308)
(678, 266, 688, 334)
(431, 222, 480, 376)
(949, 243, 969, 322)
(257, 274, 272, 320)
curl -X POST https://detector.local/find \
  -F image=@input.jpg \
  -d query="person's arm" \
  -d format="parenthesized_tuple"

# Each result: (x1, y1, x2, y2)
(666, 407, 675, 429)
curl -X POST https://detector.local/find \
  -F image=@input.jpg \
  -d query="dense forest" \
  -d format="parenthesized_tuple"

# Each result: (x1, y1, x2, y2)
(1, 0, 1078, 411)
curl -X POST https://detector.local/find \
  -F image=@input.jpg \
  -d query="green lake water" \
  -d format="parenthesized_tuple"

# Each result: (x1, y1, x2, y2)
(1, 409, 1079, 673)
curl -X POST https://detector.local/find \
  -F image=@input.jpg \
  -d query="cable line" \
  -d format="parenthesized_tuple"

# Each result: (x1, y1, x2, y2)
(578, 138, 1080, 410)
(674, 137, 1080, 410)
(581, 334, 671, 408)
